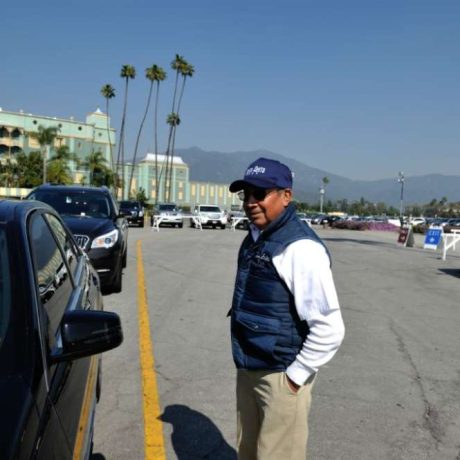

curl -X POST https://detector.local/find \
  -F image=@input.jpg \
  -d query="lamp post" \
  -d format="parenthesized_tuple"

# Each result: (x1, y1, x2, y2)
(319, 186, 325, 213)
(398, 171, 405, 222)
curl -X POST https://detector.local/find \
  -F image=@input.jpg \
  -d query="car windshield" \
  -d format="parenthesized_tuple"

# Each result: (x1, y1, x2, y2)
(0, 228, 11, 350)
(159, 204, 177, 212)
(200, 206, 220, 213)
(31, 191, 111, 218)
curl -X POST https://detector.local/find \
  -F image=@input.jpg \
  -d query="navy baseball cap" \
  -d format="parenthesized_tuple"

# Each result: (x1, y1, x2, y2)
(229, 157, 293, 192)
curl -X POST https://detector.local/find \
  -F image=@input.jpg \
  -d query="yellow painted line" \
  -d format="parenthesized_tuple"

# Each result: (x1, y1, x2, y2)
(73, 355, 98, 460)
(137, 240, 167, 459)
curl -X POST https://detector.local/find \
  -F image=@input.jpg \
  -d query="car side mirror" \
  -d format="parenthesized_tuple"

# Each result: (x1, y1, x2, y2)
(51, 310, 123, 363)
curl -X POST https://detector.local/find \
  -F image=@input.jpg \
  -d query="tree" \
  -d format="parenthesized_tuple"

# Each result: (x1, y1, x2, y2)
(16, 151, 43, 187)
(168, 61, 195, 196)
(149, 65, 167, 204)
(29, 125, 60, 183)
(128, 64, 166, 198)
(83, 151, 112, 186)
(0, 159, 18, 187)
(100, 84, 116, 171)
(116, 65, 136, 198)
(164, 113, 181, 202)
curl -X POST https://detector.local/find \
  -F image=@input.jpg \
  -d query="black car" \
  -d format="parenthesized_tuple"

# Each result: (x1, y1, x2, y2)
(0, 199, 123, 459)
(27, 185, 128, 293)
(119, 200, 145, 227)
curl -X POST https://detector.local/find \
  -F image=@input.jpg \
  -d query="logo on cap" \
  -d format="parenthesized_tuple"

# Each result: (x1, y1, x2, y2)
(246, 165, 266, 176)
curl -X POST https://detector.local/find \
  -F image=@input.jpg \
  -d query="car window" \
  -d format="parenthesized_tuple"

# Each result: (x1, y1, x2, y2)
(30, 214, 74, 349)
(0, 228, 10, 349)
(200, 206, 220, 213)
(30, 191, 111, 218)
(45, 214, 80, 280)
(159, 204, 177, 212)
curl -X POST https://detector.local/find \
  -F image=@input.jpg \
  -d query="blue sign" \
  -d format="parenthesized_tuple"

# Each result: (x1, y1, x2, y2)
(424, 228, 442, 250)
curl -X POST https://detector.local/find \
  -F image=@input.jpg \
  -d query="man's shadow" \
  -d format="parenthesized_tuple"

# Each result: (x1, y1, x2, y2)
(160, 404, 237, 459)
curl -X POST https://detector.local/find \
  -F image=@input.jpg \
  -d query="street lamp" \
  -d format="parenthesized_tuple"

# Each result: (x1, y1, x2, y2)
(319, 186, 325, 213)
(398, 171, 405, 221)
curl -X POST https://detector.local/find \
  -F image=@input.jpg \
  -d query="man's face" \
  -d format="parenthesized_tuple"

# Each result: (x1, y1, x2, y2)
(241, 187, 292, 229)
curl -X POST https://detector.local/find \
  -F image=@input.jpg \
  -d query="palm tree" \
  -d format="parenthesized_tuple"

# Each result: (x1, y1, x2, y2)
(83, 150, 109, 186)
(164, 113, 181, 202)
(116, 65, 136, 198)
(168, 61, 195, 195)
(128, 64, 166, 198)
(161, 55, 187, 201)
(100, 84, 116, 171)
(47, 145, 76, 184)
(30, 125, 60, 184)
(149, 65, 167, 204)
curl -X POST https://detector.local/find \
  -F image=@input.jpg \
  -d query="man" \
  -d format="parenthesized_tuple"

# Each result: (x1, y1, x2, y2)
(228, 157, 345, 459)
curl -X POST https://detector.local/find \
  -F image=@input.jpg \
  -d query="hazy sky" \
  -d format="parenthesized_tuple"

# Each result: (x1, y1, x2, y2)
(1, 0, 459, 180)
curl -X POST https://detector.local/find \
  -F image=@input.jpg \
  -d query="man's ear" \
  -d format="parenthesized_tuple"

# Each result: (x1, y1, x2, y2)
(282, 189, 293, 206)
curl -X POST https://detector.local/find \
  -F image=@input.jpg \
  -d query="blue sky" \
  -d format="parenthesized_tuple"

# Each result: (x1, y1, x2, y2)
(1, 0, 459, 180)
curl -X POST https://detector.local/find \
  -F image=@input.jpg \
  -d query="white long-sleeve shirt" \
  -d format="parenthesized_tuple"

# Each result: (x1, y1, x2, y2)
(250, 225, 345, 386)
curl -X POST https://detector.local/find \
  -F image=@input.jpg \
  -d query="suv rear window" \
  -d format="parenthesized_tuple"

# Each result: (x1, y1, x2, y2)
(159, 204, 177, 212)
(199, 206, 220, 213)
(30, 191, 111, 218)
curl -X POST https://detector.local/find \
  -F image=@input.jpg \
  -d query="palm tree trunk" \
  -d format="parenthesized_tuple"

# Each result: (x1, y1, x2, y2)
(106, 99, 114, 173)
(117, 78, 129, 199)
(129, 81, 154, 197)
(154, 82, 160, 205)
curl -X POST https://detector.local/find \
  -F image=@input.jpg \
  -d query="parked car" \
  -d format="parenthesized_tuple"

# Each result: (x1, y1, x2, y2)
(192, 204, 227, 229)
(153, 203, 183, 228)
(0, 199, 123, 459)
(410, 217, 426, 227)
(296, 212, 312, 226)
(119, 200, 145, 227)
(26, 184, 128, 293)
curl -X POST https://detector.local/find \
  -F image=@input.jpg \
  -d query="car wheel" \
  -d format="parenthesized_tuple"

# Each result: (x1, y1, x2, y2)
(179, 223, 183, 228)
(111, 266, 122, 293)
(221, 224, 226, 229)
(122, 250, 127, 268)
(139, 221, 144, 228)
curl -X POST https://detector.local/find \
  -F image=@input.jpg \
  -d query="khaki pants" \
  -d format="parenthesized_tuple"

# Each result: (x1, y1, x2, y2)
(236, 369, 315, 460)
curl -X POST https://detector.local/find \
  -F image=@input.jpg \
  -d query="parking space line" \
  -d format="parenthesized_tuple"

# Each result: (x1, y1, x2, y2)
(137, 240, 166, 459)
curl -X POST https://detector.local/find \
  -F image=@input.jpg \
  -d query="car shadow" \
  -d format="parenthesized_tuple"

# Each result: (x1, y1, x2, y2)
(160, 404, 236, 459)
(438, 268, 460, 278)
(323, 237, 394, 247)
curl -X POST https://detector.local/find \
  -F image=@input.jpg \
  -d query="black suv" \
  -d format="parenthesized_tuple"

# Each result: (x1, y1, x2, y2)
(119, 200, 145, 227)
(27, 185, 128, 293)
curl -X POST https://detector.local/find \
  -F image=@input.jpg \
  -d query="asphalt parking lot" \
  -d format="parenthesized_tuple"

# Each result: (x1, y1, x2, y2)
(93, 225, 460, 460)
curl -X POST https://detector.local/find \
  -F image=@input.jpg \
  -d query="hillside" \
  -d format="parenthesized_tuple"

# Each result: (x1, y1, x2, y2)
(176, 147, 460, 206)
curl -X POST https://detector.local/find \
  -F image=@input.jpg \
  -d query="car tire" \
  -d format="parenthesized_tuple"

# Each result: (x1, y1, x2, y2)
(221, 224, 226, 229)
(122, 250, 127, 268)
(179, 223, 183, 228)
(111, 266, 122, 293)
(139, 221, 144, 228)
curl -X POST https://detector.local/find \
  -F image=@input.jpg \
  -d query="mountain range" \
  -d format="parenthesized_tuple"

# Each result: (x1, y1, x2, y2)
(175, 147, 460, 207)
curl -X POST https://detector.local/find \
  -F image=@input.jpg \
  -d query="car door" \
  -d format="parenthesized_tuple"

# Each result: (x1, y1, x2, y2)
(28, 210, 97, 459)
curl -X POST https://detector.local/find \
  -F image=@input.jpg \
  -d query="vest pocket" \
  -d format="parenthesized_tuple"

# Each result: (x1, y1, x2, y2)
(233, 310, 282, 367)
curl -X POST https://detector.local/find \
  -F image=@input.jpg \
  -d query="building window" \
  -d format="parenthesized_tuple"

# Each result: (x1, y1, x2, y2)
(179, 181, 183, 189)
(200, 185, 205, 196)
(33, 120, 37, 125)
(178, 192, 183, 200)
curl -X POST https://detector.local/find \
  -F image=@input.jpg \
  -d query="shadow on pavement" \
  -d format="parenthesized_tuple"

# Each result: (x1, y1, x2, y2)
(324, 237, 394, 247)
(160, 404, 236, 459)
(90, 454, 106, 460)
(438, 268, 460, 278)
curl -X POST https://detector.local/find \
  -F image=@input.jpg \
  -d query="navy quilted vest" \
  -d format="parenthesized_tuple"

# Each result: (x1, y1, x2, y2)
(231, 204, 329, 370)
